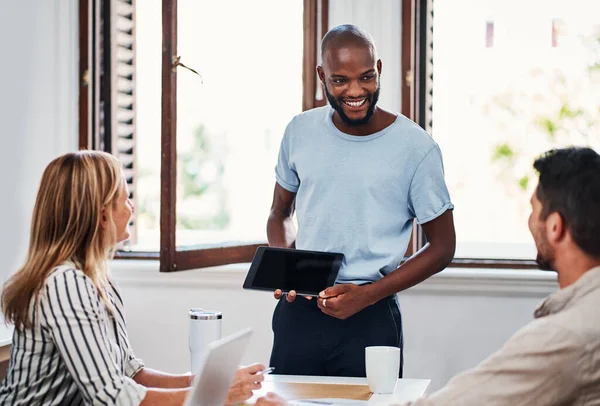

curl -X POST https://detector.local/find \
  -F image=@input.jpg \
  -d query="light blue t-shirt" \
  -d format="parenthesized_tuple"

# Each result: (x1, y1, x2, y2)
(275, 106, 453, 284)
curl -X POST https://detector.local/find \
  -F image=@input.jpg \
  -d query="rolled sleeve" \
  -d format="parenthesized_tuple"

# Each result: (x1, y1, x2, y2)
(125, 356, 145, 379)
(115, 377, 147, 405)
(408, 145, 454, 224)
(274, 121, 300, 193)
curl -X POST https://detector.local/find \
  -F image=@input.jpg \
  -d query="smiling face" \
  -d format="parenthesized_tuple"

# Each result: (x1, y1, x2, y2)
(318, 44, 381, 126)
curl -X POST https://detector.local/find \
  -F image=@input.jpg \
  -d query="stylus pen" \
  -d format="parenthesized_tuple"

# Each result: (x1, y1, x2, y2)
(257, 367, 275, 376)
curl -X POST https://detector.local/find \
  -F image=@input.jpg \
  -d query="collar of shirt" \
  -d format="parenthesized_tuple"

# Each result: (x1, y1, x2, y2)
(534, 266, 600, 318)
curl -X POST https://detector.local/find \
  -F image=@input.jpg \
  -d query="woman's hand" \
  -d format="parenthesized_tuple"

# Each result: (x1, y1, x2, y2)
(225, 363, 265, 405)
(255, 392, 288, 405)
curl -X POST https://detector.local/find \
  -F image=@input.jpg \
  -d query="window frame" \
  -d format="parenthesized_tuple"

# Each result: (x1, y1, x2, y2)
(79, 0, 148, 256)
(80, 0, 329, 271)
(80, 0, 539, 271)
(401, 0, 539, 269)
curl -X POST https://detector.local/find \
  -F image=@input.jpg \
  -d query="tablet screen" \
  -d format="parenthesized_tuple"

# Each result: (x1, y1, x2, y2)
(243, 247, 344, 296)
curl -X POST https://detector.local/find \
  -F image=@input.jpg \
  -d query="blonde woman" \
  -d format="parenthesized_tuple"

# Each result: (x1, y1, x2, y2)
(0, 151, 266, 405)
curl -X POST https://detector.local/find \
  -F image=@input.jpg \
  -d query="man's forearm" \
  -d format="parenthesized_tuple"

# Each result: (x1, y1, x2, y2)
(267, 214, 296, 248)
(364, 242, 453, 304)
(133, 368, 193, 389)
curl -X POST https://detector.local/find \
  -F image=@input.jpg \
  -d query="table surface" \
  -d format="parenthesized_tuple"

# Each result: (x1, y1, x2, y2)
(246, 375, 430, 405)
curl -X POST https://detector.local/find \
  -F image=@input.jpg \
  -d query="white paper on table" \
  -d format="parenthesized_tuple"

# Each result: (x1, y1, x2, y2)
(289, 399, 368, 405)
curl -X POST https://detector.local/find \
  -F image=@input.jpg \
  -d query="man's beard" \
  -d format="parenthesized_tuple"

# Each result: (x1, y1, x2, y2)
(534, 231, 555, 271)
(324, 82, 380, 126)
(535, 252, 554, 271)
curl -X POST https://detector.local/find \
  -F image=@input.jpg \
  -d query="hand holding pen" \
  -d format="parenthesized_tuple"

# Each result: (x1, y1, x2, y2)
(257, 367, 275, 376)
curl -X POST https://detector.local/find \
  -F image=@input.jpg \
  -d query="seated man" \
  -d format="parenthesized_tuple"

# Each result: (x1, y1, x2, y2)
(396, 146, 600, 405)
(258, 146, 600, 406)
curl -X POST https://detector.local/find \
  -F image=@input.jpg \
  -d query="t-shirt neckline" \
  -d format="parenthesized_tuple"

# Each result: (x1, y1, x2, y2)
(326, 107, 399, 142)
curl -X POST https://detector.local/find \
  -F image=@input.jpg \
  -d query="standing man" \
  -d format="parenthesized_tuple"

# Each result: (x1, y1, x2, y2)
(267, 24, 456, 377)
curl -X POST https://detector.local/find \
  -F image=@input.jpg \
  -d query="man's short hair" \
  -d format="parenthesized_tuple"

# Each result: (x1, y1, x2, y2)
(320, 24, 375, 62)
(534, 146, 600, 258)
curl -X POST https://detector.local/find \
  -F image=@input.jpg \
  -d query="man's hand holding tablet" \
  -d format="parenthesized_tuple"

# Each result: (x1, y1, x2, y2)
(243, 247, 344, 302)
(274, 288, 314, 302)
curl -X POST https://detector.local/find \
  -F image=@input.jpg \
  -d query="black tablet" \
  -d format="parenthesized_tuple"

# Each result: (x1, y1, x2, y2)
(243, 246, 344, 297)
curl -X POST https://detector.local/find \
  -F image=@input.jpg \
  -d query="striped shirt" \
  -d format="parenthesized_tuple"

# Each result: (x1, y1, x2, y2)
(0, 263, 147, 405)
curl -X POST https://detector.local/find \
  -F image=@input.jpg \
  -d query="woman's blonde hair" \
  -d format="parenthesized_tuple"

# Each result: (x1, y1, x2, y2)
(2, 150, 124, 330)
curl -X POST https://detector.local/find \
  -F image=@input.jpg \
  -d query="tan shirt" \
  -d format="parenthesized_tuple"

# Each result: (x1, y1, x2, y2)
(401, 266, 600, 406)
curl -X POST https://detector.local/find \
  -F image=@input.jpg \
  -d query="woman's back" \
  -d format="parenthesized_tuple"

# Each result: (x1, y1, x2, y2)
(0, 263, 146, 405)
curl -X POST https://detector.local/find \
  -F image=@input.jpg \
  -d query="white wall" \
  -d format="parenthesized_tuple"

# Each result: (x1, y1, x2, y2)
(112, 261, 557, 391)
(0, 0, 78, 284)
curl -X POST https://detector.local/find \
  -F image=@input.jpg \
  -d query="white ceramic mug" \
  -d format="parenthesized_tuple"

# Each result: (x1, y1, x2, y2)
(365, 346, 400, 394)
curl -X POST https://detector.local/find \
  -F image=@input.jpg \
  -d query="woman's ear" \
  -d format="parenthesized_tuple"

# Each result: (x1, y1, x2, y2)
(99, 208, 108, 229)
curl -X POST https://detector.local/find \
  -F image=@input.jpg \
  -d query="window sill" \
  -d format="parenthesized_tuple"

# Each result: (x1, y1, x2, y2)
(109, 260, 558, 296)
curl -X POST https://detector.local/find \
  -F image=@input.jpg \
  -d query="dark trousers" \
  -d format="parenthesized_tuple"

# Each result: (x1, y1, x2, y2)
(269, 294, 403, 377)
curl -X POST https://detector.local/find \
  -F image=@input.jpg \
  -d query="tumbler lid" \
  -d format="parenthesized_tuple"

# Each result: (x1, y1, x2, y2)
(189, 308, 222, 320)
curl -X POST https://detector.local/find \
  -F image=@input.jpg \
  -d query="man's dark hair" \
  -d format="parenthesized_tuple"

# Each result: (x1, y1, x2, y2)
(534, 146, 600, 258)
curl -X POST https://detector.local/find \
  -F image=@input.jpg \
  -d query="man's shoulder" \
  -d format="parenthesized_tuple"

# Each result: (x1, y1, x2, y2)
(381, 114, 439, 163)
(544, 292, 600, 346)
(281, 106, 331, 146)
(288, 106, 330, 128)
(391, 114, 436, 148)
(507, 313, 588, 353)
